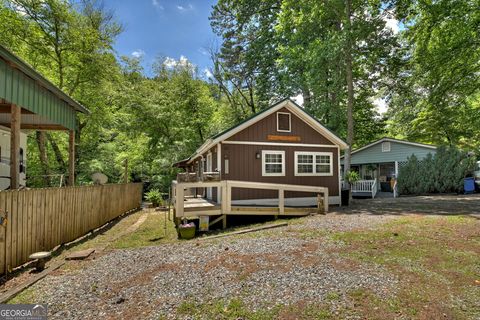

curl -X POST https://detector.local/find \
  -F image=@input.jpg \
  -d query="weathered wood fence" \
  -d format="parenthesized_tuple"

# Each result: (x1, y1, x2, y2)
(0, 183, 142, 274)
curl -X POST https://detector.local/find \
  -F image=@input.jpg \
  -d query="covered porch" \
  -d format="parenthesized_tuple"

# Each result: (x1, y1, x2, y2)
(0, 45, 89, 188)
(343, 162, 400, 198)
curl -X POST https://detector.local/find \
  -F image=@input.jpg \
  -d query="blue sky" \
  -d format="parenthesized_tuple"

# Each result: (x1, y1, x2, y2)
(104, 0, 219, 77)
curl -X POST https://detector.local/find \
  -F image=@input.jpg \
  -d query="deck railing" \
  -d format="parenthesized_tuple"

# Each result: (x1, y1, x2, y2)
(176, 172, 220, 183)
(351, 179, 377, 199)
(172, 180, 329, 218)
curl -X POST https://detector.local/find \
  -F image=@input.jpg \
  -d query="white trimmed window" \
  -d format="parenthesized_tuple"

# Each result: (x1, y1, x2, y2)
(262, 150, 285, 176)
(294, 152, 333, 176)
(276, 112, 291, 132)
(382, 142, 391, 152)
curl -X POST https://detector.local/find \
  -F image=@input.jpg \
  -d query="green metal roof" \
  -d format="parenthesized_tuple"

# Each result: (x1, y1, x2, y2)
(0, 45, 90, 130)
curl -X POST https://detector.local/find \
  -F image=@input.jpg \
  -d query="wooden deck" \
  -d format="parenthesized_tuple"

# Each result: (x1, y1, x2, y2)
(173, 180, 329, 227)
(184, 197, 220, 212)
(183, 196, 318, 216)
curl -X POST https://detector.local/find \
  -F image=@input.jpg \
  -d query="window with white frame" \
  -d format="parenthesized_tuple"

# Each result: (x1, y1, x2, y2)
(294, 152, 333, 176)
(276, 112, 291, 132)
(262, 150, 285, 176)
(382, 141, 391, 152)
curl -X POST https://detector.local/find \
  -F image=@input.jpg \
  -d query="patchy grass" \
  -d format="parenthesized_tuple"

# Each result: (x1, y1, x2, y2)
(331, 215, 480, 320)
(71, 209, 147, 251)
(8, 286, 37, 304)
(176, 298, 332, 320)
(113, 211, 177, 249)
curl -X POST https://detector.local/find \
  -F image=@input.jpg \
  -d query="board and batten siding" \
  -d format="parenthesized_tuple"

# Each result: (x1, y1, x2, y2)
(343, 141, 436, 165)
(222, 144, 339, 200)
(222, 107, 340, 201)
(228, 107, 335, 145)
(189, 105, 342, 203)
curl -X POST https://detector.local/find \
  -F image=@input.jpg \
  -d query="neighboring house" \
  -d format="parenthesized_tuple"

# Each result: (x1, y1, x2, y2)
(340, 137, 437, 197)
(174, 98, 348, 208)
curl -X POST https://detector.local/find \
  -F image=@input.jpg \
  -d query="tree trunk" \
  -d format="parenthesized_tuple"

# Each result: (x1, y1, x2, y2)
(344, 0, 355, 186)
(35, 131, 50, 186)
(46, 134, 66, 174)
(302, 87, 312, 109)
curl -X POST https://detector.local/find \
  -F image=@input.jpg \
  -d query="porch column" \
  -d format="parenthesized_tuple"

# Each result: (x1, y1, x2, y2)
(68, 129, 75, 186)
(394, 161, 399, 178)
(10, 104, 21, 189)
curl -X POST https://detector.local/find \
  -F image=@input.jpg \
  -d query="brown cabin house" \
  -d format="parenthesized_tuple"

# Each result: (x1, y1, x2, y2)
(172, 99, 348, 225)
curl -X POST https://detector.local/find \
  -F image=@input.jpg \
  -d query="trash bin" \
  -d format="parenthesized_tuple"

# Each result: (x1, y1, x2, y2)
(341, 189, 350, 206)
(464, 177, 475, 194)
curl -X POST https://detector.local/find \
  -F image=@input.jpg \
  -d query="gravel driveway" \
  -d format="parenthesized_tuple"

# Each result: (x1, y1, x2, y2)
(22, 213, 399, 319)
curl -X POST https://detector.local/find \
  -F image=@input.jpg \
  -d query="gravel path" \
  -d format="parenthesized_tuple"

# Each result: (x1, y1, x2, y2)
(23, 213, 399, 319)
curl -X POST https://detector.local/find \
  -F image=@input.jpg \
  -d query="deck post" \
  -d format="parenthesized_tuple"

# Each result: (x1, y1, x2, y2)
(324, 188, 329, 213)
(175, 184, 184, 218)
(226, 183, 232, 214)
(221, 181, 228, 214)
(222, 214, 227, 229)
(317, 194, 322, 214)
(68, 129, 75, 186)
(10, 104, 20, 189)
(278, 189, 284, 215)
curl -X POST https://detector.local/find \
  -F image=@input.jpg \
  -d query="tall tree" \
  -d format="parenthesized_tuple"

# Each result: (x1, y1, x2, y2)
(210, 0, 283, 116)
(276, 0, 396, 176)
(388, 0, 480, 150)
(1, 0, 121, 184)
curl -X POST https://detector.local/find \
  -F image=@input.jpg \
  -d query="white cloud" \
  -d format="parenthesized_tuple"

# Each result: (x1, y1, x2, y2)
(177, 4, 194, 11)
(198, 47, 209, 56)
(385, 17, 399, 34)
(152, 0, 164, 10)
(178, 55, 189, 66)
(291, 94, 304, 106)
(163, 55, 194, 69)
(203, 68, 213, 79)
(373, 98, 388, 114)
(11, 3, 27, 16)
(163, 57, 177, 68)
(131, 49, 145, 58)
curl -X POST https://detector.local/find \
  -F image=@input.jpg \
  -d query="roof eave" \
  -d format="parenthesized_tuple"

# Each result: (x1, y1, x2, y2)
(0, 45, 90, 115)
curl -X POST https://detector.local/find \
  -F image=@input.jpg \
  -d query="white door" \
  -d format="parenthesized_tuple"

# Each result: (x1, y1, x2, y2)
(206, 153, 212, 200)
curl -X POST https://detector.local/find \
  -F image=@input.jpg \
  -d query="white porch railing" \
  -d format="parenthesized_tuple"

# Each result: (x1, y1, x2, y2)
(351, 179, 377, 199)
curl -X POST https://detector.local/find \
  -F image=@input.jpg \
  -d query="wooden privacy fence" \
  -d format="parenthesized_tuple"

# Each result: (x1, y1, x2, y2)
(0, 183, 142, 274)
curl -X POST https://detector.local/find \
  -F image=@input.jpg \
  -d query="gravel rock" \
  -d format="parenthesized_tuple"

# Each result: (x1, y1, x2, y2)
(28, 214, 399, 319)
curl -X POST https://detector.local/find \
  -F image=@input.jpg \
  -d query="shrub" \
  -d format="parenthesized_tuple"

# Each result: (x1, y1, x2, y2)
(345, 171, 360, 184)
(398, 146, 476, 195)
(145, 189, 163, 207)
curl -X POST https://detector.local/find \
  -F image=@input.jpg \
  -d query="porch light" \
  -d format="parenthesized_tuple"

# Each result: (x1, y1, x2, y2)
(256, 152, 261, 159)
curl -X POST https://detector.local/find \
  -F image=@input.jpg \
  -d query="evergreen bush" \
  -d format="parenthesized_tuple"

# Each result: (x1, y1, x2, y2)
(397, 146, 475, 195)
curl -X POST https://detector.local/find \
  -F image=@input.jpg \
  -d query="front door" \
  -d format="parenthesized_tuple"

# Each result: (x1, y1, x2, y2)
(206, 153, 212, 199)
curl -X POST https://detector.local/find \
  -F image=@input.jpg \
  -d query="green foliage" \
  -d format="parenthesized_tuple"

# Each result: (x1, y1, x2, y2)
(0, 0, 228, 192)
(388, 0, 480, 150)
(1, 0, 478, 195)
(345, 171, 360, 184)
(398, 147, 476, 195)
(145, 189, 163, 207)
(210, 0, 394, 148)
